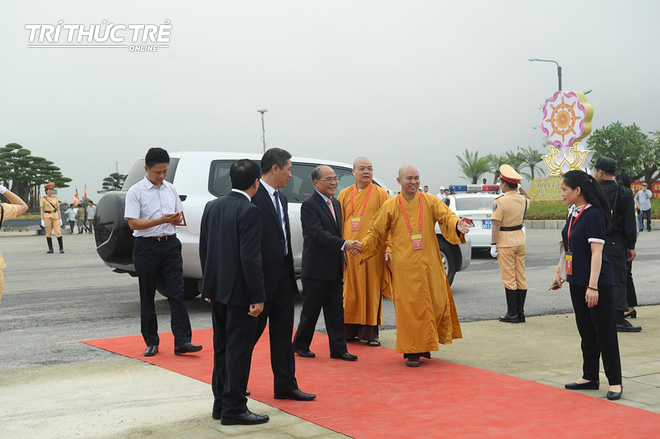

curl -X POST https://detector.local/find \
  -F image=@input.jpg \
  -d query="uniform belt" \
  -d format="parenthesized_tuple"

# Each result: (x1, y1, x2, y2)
(138, 233, 177, 242)
(500, 224, 523, 231)
(44, 210, 54, 213)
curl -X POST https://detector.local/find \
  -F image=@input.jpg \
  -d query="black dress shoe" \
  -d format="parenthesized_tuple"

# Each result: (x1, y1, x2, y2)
(617, 319, 642, 332)
(565, 380, 599, 390)
(607, 385, 623, 400)
(274, 388, 316, 401)
(174, 343, 203, 355)
(221, 410, 269, 425)
(296, 349, 316, 358)
(330, 352, 358, 361)
(143, 345, 158, 357)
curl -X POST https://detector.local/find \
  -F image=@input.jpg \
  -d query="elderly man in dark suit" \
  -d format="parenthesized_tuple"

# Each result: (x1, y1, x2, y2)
(293, 165, 361, 361)
(200, 159, 268, 426)
(252, 148, 316, 401)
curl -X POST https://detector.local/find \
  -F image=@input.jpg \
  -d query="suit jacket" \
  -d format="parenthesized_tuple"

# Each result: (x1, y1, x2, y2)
(200, 191, 265, 306)
(300, 191, 345, 280)
(252, 184, 298, 300)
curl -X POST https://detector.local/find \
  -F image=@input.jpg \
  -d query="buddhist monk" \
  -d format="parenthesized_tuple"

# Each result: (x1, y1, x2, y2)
(360, 165, 471, 367)
(337, 157, 391, 346)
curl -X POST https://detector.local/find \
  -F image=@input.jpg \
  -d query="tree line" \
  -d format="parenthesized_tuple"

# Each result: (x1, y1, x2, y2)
(456, 146, 546, 184)
(0, 143, 72, 211)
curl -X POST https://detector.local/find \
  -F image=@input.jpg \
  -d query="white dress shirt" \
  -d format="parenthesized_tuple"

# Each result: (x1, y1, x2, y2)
(125, 176, 184, 237)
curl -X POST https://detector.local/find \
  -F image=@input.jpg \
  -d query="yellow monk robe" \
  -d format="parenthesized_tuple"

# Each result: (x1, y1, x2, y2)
(361, 193, 464, 353)
(337, 183, 391, 327)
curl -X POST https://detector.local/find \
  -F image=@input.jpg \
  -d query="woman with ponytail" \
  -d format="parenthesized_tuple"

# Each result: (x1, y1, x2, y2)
(550, 170, 623, 400)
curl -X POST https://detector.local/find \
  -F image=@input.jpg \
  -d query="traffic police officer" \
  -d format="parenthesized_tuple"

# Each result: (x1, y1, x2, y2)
(40, 182, 64, 254)
(491, 165, 531, 323)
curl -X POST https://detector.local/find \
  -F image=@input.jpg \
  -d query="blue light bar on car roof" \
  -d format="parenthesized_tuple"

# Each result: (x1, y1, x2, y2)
(449, 184, 500, 193)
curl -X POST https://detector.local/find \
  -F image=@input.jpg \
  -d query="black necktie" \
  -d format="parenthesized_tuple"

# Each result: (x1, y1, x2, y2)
(273, 191, 288, 256)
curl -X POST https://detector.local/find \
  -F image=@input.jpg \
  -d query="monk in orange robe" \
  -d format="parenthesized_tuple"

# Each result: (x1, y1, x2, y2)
(360, 165, 471, 367)
(337, 157, 391, 346)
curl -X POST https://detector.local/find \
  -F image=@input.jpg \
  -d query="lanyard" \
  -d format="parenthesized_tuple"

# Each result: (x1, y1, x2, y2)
(397, 193, 423, 235)
(567, 204, 587, 249)
(350, 183, 373, 217)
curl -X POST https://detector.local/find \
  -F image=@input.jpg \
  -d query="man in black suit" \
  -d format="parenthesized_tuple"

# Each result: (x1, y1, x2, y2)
(293, 165, 361, 361)
(199, 159, 269, 426)
(252, 148, 316, 401)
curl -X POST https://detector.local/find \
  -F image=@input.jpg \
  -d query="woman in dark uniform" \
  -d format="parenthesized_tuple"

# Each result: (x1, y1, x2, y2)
(550, 170, 622, 400)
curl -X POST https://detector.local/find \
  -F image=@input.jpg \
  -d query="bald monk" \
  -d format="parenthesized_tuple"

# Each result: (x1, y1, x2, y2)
(337, 157, 391, 346)
(360, 165, 471, 367)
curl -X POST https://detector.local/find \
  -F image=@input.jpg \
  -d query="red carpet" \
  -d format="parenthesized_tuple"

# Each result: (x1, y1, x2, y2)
(83, 329, 660, 438)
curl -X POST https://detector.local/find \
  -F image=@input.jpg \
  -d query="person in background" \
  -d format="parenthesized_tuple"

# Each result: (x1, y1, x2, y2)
(0, 184, 28, 303)
(634, 182, 652, 232)
(436, 186, 447, 200)
(550, 170, 622, 401)
(423, 185, 429, 194)
(87, 201, 97, 234)
(40, 182, 64, 254)
(76, 204, 86, 234)
(592, 156, 641, 333)
(619, 174, 640, 319)
(64, 205, 76, 234)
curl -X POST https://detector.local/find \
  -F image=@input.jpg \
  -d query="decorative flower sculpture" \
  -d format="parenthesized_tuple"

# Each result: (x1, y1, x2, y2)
(541, 91, 594, 175)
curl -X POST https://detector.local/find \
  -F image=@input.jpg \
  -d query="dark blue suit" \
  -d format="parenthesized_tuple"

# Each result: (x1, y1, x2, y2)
(200, 191, 265, 416)
(293, 191, 348, 356)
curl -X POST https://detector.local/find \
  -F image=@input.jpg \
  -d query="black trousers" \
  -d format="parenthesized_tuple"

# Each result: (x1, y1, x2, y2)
(254, 259, 298, 394)
(294, 276, 347, 356)
(569, 283, 622, 385)
(133, 237, 192, 347)
(626, 260, 638, 308)
(603, 241, 628, 313)
(212, 301, 258, 415)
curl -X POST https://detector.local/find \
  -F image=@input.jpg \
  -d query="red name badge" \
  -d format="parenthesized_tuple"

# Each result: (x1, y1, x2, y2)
(411, 233, 423, 251)
(351, 218, 361, 231)
(565, 251, 573, 276)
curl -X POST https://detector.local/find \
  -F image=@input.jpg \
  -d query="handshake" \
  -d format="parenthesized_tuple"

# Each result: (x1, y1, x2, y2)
(345, 240, 363, 254)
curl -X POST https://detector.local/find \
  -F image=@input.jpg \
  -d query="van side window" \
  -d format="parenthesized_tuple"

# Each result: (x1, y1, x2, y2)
(281, 164, 354, 202)
(208, 160, 241, 197)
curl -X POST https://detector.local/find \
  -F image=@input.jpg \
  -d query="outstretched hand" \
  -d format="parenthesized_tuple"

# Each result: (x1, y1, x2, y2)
(457, 217, 472, 234)
(346, 240, 362, 254)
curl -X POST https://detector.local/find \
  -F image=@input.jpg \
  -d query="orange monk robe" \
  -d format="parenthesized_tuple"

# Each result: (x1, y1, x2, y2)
(337, 183, 391, 327)
(361, 193, 465, 353)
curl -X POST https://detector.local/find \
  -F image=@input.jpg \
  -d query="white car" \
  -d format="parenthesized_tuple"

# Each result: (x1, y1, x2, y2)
(95, 152, 472, 298)
(445, 190, 498, 249)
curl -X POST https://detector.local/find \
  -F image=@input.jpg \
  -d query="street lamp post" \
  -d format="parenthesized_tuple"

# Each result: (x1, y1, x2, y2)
(257, 109, 268, 154)
(529, 58, 562, 91)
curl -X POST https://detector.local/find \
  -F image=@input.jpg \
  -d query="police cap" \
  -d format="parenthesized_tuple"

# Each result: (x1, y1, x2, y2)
(499, 164, 522, 184)
(593, 156, 616, 174)
(44, 182, 55, 189)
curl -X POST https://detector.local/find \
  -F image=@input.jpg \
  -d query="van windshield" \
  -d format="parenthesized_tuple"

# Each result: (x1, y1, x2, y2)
(208, 160, 354, 201)
(122, 158, 180, 190)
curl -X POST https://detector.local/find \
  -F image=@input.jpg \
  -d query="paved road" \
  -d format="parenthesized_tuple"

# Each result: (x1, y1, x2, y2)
(1, 230, 658, 371)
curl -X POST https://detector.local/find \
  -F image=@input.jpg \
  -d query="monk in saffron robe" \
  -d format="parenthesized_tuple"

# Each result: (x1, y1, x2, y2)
(360, 165, 471, 367)
(337, 157, 391, 346)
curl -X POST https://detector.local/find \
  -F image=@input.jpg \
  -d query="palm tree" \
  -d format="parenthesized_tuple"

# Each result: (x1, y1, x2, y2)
(456, 149, 491, 184)
(488, 153, 507, 184)
(520, 146, 546, 180)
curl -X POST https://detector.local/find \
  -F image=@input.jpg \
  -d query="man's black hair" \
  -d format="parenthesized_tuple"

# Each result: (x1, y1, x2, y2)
(261, 148, 292, 174)
(145, 147, 170, 168)
(230, 159, 262, 191)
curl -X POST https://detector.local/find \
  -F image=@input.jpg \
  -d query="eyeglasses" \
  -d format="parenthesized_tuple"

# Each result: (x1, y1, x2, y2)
(321, 177, 339, 183)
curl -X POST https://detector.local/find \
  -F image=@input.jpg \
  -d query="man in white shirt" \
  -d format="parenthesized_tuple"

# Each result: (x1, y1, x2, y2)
(64, 205, 76, 234)
(124, 147, 202, 357)
(635, 182, 653, 232)
(437, 186, 447, 200)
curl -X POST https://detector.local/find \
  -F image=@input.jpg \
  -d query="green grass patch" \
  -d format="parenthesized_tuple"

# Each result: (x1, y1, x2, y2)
(527, 198, 660, 220)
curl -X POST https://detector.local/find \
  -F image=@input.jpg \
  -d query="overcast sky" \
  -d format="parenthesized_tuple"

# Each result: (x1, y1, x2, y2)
(2, 0, 658, 202)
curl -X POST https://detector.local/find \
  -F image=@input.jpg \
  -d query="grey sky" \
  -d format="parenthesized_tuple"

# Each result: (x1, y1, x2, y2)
(2, 0, 658, 202)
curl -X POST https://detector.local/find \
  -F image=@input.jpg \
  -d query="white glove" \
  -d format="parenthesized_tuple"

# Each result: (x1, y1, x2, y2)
(60, 218, 63, 226)
(0, 184, 6, 194)
(41, 219, 45, 227)
(490, 244, 498, 258)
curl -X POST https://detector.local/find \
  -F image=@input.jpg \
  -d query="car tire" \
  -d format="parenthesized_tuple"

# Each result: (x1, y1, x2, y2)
(437, 235, 456, 286)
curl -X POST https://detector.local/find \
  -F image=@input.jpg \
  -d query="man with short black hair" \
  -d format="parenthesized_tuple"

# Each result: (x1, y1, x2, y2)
(125, 147, 203, 356)
(593, 156, 641, 333)
(200, 158, 269, 425)
(252, 148, 315, 401)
